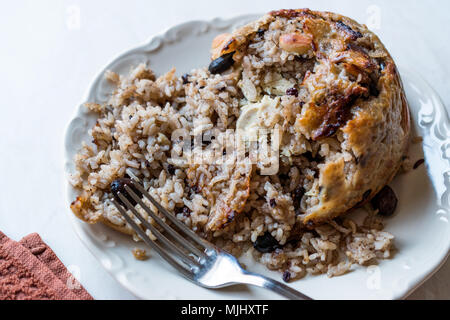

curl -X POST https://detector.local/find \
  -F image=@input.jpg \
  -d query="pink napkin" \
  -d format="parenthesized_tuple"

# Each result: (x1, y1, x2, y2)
(0, 231, 93, 300)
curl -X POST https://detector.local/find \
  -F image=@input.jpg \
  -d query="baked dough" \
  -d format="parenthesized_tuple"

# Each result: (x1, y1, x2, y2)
(210, 9, 410, 226)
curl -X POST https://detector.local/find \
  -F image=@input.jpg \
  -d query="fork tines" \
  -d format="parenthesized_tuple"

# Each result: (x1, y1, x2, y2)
(111, 177, 211, 274)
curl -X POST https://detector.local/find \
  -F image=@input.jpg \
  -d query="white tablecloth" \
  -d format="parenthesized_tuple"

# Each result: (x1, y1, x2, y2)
(0, 0, 448, 299)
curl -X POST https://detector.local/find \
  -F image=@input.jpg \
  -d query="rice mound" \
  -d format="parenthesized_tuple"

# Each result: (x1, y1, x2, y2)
(69, 9, 410, 280)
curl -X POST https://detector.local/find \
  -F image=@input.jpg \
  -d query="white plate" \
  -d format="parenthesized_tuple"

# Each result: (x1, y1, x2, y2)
(64, 15, 450, 300)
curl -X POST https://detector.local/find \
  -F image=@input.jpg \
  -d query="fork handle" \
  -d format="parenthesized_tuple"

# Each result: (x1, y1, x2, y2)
(239, 271, 313, 300)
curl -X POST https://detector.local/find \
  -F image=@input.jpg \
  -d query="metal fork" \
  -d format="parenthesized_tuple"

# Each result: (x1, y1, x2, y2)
(111, 176, 312, 300)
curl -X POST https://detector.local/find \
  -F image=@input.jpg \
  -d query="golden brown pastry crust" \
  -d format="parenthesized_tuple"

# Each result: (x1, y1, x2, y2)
(213, 9, 411, 226)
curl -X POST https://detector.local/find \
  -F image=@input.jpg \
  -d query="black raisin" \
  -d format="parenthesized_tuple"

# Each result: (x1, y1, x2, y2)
(303, 152, 314, 162)
(191, 185, 200, 194)
(222, 211, 236, 228)
(282, 271, 291, 282)
(208, 52, 235, 74)
(292, 186, 305, 208)
(110, 178, 142, 207)
(253, 232, 281, 253)
(167, 164, 176, 175)
(302, 151, 323, 162)
(286, 87, 298, 97)
(181, 73, 190, 84)
(175, 206, 190, 217)
(110, 178, 130, 195)
(371, 185, 398, 217)
(270, 198, 277, 208)
(182, 206, 191, 217)
(175, 206, 191, 217)
(256, 28, 266, 37)
(306, 220, 315, 229)
(175, 207, 183, 214)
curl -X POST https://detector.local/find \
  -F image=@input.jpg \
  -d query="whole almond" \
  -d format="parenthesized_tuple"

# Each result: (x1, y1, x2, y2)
(279, 33, 313, 54)
(211, 33, 236, 60)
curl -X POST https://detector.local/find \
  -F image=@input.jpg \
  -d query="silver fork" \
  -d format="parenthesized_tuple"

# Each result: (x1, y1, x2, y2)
(111, 176, 312, 300)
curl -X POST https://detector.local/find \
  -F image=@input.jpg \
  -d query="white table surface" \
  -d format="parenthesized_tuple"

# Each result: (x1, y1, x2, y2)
(0, 0, 448, 300)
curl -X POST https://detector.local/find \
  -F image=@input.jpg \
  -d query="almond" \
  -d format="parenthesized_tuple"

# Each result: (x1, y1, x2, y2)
(279, 33, 313, 54)
(211, 33, 237, 60)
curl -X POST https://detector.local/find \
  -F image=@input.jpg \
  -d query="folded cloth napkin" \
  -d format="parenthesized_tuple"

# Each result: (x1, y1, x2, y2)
(0, 231, 93, 300)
